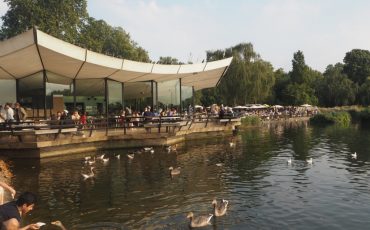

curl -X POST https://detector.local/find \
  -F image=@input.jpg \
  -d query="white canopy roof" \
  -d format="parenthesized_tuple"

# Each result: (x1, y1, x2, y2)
(0, 28, 232, 90)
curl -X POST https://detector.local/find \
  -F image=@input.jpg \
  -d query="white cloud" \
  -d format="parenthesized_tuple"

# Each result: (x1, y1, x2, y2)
(0, 1, 9, 26)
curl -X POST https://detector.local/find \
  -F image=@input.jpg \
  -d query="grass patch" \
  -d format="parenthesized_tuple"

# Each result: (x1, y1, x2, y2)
(310, 111, 351, 126)
(241, 116, 261, 126)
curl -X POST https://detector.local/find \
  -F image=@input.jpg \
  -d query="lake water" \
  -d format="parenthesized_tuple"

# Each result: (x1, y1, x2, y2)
(7, 121, 370, 229)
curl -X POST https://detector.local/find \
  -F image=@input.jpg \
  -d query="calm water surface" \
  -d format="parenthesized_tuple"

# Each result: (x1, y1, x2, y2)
(7, 121, 370, 229)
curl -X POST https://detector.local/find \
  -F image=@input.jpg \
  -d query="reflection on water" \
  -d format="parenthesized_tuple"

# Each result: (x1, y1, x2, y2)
(5, 121, 370, 229)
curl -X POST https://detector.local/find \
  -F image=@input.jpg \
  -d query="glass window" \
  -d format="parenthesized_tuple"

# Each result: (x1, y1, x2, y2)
(0, 80, 16, 105)
(123, 82, 152, 114)
(18, 72, 44, 109)
(45, 72, 73, 116)
(75, 79, 105, 117)
(108, 80, 123, 116)
(181, 86, 193, 113)
(157, 79, 180, 112)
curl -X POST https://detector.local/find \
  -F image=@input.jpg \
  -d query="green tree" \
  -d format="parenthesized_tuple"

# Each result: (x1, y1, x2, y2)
(343, 49, 370, 85)
(317, 63, 357, 106)
(157, 56, 180, 64)
(359, 77, 370, 105)
(291, 50, 307, 84)
(1, 0, 88, 42)
(1, 2, 149, 62)
(273, 68, 290, 105)
(206, 43, 274, 106)
(283, 51, 321, 105)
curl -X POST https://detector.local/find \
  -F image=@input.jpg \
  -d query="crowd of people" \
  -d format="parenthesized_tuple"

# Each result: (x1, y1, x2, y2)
(0, 103, 27, 124)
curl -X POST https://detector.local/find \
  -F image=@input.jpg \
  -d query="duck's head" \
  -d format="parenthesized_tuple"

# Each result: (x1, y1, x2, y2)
(51, 220, 63, 226)
(186, 212, 194, 219)
(169, 167, 173, 171)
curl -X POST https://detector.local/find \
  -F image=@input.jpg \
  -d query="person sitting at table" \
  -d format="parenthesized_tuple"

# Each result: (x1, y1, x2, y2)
(14, 103, 27, 123)
(71, 111, 80, 124)
(4, 103, 14, 124)
(0, 105, 5, 124)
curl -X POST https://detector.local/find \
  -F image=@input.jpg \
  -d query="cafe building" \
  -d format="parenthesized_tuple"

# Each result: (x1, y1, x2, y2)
(0, 27, 232, 119)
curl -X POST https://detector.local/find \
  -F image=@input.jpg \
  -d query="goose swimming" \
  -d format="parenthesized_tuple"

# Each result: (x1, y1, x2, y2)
(169, 166, 181, 176)
(51, 220, 67, 230)
(143, 147, 153, 152)
(81, 167, 94, 180)
(212, 199, 229, 216)
(186, 212, 213, 228)
(351, 152, 357, 159)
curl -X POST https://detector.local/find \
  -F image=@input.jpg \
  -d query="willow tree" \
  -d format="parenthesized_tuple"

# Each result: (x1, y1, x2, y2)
(211, 43, 275, 106)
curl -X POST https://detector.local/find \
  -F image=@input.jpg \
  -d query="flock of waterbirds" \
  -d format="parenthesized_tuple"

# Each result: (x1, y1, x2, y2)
(287, 151, 358, 166)
(52, 138, 237, 229)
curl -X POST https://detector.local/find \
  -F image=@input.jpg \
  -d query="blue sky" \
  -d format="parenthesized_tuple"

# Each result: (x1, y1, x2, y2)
(2, 0, 370, 72)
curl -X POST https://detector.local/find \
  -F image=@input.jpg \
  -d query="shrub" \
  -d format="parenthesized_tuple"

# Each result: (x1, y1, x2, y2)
(241, 116, 261, 126)
(310, 111, 351, 126)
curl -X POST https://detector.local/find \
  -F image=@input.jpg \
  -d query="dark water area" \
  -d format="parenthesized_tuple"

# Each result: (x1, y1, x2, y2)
(6, 121, 370, 229)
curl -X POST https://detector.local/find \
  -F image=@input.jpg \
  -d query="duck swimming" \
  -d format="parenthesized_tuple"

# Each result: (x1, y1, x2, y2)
(169, 166, 181, 176)
(186, 212, 213, 228)
(51, 220, 67, 230)
(212, 199, 229, 216)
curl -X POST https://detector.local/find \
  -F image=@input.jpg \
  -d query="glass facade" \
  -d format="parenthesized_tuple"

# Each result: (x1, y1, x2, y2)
(45, 71, 73, 116)
(107, 80, 123, 116)
(123, 82, 152, 114)
(157, 79, 180, 111)
(18, 72, 45, 118)
(75, 79, 105, 117)
(9, 73, 192, 118)
(181, 86, 193, 113)
(0, 80, 16, 105)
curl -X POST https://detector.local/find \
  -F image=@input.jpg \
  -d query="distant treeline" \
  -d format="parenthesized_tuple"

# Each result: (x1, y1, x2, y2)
(1, 1, 370, 108)
(199, 44, 370, 108)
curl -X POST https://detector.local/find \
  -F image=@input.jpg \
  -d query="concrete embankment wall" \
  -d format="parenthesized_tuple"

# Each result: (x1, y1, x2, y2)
(0, 119, 240, 158)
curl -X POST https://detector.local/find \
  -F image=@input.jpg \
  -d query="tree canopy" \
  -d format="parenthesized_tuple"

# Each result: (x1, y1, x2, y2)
(2, 1, 370, 107)
(0, 0, 149, 62)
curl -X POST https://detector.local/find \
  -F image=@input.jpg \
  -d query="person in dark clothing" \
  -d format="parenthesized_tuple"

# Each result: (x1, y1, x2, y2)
(0, 192, 39, 230)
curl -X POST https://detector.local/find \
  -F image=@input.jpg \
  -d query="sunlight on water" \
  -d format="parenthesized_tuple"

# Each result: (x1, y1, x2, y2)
(6, 121, 370, 229)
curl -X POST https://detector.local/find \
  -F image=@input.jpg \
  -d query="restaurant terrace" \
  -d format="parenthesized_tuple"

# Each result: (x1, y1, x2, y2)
(0, 27, 232, 118)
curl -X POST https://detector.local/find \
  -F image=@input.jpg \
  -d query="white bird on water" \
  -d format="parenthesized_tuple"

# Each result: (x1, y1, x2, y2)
(169, 166, 181, 176)
(51, 220, 67, 230)
(127, 153, 134, 160)
(143, 147, 153, 152)
(287, 157, 292, 165)
(81, 167, 94, 180)
(116, 154, 121, 159)
(351, 152, 357, 159)
(306, 158, 313, 164)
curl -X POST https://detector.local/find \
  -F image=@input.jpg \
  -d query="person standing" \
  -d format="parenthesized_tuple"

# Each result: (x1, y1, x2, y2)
(14, 103, 27, 123)
(0, 192, 40, 230)
(3, 103, 14, 123)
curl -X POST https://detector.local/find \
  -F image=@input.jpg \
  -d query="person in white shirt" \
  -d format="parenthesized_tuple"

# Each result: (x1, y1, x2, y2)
(0, 105, 5, 123)
(4, 103, 14, 123)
